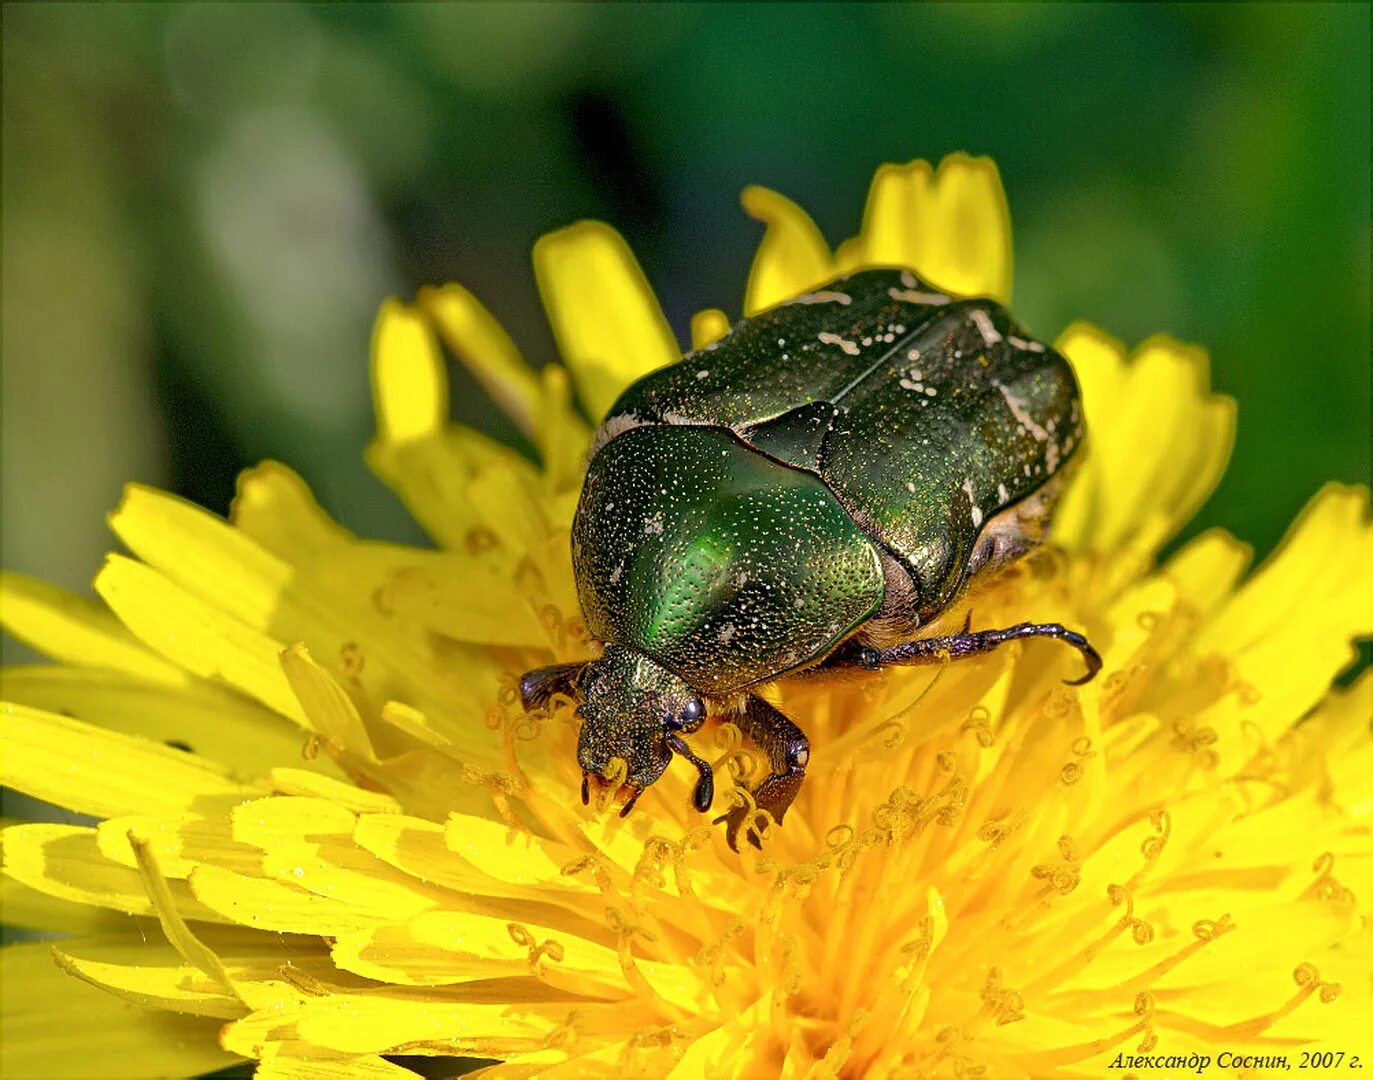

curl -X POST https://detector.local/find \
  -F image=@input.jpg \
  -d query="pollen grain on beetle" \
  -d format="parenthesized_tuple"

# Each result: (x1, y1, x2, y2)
(2, 154, 1370, 1080)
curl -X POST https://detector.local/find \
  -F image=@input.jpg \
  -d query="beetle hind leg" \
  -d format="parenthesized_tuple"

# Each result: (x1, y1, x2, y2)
(832, 618, 1101, 685)
(714, 695, 809, 852)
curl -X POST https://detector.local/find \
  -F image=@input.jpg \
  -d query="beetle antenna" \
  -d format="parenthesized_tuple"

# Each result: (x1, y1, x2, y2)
(668, 733, 715, 812)
(618, 787, 644, 817)
(580, 772, 591, 806)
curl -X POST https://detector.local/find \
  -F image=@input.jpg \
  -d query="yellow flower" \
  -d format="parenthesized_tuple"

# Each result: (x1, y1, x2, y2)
(2, 154, 1370, 1080)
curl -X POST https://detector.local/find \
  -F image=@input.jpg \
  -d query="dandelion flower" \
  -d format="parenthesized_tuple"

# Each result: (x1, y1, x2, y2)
(3, 155, 1370, 1080)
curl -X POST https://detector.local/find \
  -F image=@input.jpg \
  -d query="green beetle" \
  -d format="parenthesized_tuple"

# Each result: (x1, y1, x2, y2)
(521, 267, 1100, 849)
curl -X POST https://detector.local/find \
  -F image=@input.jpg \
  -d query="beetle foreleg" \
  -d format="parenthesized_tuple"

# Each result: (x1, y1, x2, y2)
(668, 734, 715, 812)
(834, 619, 1101, 685)
(714, 696, 809, 851)
(519, 662, 587, 711)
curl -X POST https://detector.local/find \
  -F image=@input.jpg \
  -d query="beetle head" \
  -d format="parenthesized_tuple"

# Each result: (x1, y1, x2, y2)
(575, 644, 712, 815)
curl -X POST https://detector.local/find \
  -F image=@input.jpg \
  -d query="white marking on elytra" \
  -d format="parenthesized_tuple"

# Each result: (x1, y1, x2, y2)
(905, 481, 916, 493)
(997, 482, 1009, 502)
(819, 332, 861, 356)
(997, 383, 1050, 443)
(718, 623, 737, 644)
(1007, 334, 1047, 353)
(643, 512, 664, 536)
(610, 562, 624, 584)
(696, 369, 710, 379)
(899, 367, 929, 393)
(970, 308, 1002, 346)
(963, 477, 983, 527)
(794, 290, 853, 305)
(900, 270, 918, 288)
(888, 287, 952, 305)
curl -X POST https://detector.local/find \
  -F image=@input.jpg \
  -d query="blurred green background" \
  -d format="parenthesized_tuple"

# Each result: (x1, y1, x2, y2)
(3, 2, 1369, 623)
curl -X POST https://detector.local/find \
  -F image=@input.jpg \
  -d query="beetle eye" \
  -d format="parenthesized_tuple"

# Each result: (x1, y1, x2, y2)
(680, 697, 705, 724)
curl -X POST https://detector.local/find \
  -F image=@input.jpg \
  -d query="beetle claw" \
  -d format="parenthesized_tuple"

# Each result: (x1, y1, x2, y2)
(1062, 636, 1103, 686)
(580, 772, 591, 806)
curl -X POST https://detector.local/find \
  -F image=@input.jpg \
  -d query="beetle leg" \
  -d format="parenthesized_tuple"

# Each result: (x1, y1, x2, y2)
(714, 696, 809, 851)
(832, 619, 1101, 685)
(519, 662, 587, 711)
(668, 734, 715, 812)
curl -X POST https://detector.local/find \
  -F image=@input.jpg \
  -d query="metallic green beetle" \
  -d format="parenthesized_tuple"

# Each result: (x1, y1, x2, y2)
(521, 267, 1100, 849)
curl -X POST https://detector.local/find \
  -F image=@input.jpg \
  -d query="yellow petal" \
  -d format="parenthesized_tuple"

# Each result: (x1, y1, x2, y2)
(368, 301, 544, 551)
(330, 922, 525, 986)
(533, 221, 680, 422)
(2, 822, 225, 922)
(94, 554, 306, 725)
(1, 664, 326, 782)
(256, 1050, 427, 1080)
(367, 426, 543, 555)
(231, 794, 358, 851)
(94, 812, 257, 880)
(234, 464, 517, 766)
(0, 572, 186, 685)
(0, 702, 251, 819)
(1162, 529, 1253, 619)
(0, 941, 242, 1079)
(289, 994, 556, 1056)
(534, 362, 593, 494)
(1310, 672, 1373, 817)
(444, 813, 590, 892)
(1051, 324, 1236, 564)
(375, 700, 454, 752)
(269, 767, 403, 814)
(373, 563, 548, 648)
(370, 299, 446, 444)
(228, 798, 451, 925)
(52, 937, 244, 1019)
(407, 909, 705, 1012)
(690, 308, 731, 350)
(280, 643, 378, 762)
(109, 483, 297, 629)
(420, 283, 543, 438)
(1196, 484, 1373, 740)
(856, 153, 1013, 302)
(111, 485, 502, 743)
(190, 863, 389, 936)
(464, 458, 551, 557)
(232, 460, 355, 563)
(352, 814, 496, 896)
(832, 235, 865, 274)
(740, 185, 835, 315)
